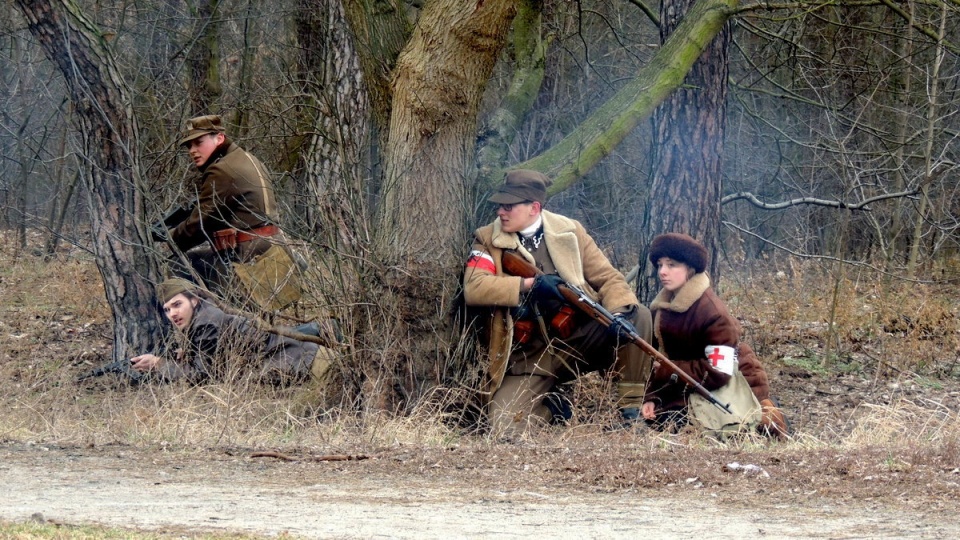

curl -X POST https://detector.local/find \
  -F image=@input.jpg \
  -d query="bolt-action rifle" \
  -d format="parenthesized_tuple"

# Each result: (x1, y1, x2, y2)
(501, 249, 732, 414)
(151, 203, 194, 242)
(76, 358, 144, 384)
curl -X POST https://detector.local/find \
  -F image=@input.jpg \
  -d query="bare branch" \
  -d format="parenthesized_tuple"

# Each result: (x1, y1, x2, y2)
(722, 221, 954, 283)
(721, 189, 920, 210)
(878, 0, 960, 57)
(625, 0, 661, 27)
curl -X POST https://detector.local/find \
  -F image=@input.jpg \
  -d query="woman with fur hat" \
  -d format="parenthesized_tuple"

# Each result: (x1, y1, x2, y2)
(642, 233, 788, 437)
(131, 278, 334, 385)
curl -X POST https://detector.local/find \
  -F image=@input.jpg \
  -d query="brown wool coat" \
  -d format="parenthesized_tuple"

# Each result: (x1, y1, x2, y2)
(463, 210, 640, 399)
(645, 273, 770, 410)
(171, 142, 279, 252)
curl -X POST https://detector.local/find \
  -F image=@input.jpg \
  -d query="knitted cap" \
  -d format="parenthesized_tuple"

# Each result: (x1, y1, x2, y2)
(178, 115, 226, 146)
(487, 169, 551, 205)
(649, 233, 709, 274)
(157, 278, 200, 303)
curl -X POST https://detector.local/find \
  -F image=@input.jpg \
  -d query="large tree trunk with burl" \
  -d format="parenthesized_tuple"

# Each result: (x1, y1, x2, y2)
(360, 0, 517, 410)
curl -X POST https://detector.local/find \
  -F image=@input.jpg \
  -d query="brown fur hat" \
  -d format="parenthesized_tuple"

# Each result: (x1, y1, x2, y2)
(649, 233, 708, 273)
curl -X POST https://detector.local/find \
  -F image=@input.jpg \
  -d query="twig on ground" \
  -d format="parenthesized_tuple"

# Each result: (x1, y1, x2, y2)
(251, 450, 371, 462)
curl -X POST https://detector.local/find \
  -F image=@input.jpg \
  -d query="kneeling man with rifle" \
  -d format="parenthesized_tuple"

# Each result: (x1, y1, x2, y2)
(154, 115, 301, 312)
(463, 170, 654, 438)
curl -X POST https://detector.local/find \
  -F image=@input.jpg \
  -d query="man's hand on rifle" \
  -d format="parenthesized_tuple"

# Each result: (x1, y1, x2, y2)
(530, 274, 564, 303)
(131, 354, 163, 372)
(641, 401, 656, 420)
(151, 224, 170, 242)
(604, 306, 636, 342)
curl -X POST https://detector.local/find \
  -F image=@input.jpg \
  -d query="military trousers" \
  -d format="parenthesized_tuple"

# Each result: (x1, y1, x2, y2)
(488, 304, 653, 437)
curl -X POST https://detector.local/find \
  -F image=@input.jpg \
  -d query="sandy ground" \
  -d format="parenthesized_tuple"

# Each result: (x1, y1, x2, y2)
(1, 442, 955, 539)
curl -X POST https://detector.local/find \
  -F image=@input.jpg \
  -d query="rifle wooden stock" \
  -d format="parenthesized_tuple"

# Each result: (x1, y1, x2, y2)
(501, 250, 732, 414)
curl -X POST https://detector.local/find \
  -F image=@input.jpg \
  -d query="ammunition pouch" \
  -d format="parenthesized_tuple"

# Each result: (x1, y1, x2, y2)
(513, 319, 534, 345)
(549, 305, 578, 339)
(512, 303, 578, 344)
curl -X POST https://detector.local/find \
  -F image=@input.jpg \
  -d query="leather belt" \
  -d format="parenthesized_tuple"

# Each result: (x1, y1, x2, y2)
(236, 224, 279, 243)
(212, 224, 279, 251)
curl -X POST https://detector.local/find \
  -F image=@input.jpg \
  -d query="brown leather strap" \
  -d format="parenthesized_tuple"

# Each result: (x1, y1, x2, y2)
(235, 224, 279, 244)
(212, 224, 279, 251)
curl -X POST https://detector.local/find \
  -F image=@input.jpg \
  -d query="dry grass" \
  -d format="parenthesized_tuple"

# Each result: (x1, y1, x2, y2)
(2, 230, 960, 465)
(722, 256, 960, 377)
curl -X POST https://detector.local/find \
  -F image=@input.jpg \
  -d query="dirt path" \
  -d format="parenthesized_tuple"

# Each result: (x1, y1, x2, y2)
(0, 443, 953, 539)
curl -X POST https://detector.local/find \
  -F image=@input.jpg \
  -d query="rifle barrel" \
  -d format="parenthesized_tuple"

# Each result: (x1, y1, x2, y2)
(502, 249, 732, 414)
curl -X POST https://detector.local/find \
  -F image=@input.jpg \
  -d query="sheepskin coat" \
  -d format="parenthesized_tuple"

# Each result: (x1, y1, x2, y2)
(463, 210, 639, 399)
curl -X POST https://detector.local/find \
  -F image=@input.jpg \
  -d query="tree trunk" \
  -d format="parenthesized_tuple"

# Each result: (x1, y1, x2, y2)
(474, 0, 547, 197)
(15, 122, 28, 254)
(342, 0, 410, 134)
(14, 0, 165, 362)
(906, 3, 948, 277)
(362, 0, 516, 409)
(231, 0, 256, 138)
(295, 0, 371, 248)
(514, 0, 737, 193)
(43, 118, 74, 260)
(638, 0, 732, 300)
(186, 0, 222, 114)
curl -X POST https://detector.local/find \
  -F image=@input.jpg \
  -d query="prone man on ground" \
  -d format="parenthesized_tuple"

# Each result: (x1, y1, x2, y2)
(130, 278, 336, 385)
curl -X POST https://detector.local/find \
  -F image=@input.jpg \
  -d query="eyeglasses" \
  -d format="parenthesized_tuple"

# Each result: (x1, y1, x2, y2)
(497, 201, 532, 212)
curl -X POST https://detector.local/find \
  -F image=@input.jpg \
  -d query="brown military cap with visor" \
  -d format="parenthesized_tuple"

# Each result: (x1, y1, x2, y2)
(178, 115, 226, 146)
(487, 169, 551, 206)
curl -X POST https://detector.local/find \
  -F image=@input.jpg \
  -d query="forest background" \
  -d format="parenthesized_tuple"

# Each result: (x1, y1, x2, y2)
(1, 0, 959, 416)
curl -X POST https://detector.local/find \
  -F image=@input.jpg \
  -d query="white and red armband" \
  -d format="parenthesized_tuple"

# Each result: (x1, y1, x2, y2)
(465, 250, 496, 274)
(704, 345, 737, 376)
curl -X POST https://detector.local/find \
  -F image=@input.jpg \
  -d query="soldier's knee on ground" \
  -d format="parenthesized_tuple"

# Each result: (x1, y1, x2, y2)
(310, 346, 336, 381)
(488, 375, 555, 439)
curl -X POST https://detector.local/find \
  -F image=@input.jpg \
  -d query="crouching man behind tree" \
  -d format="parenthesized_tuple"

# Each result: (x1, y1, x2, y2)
(162, 115, 302, 312)
(131, 278, 335, 385)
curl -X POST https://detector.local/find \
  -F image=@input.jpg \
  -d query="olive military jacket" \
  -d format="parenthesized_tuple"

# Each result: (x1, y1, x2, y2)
(171, 142, 278, 252)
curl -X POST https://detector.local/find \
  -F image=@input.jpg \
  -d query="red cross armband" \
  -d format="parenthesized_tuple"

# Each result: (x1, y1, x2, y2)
(466, 250, 496, 274)
(705, 345, 737, 376)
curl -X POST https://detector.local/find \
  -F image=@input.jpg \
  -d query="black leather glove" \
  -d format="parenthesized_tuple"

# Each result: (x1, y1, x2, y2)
(150, 224, 170, 242)
(605, 305, 637, 341)
(530, 274, 565, 303)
